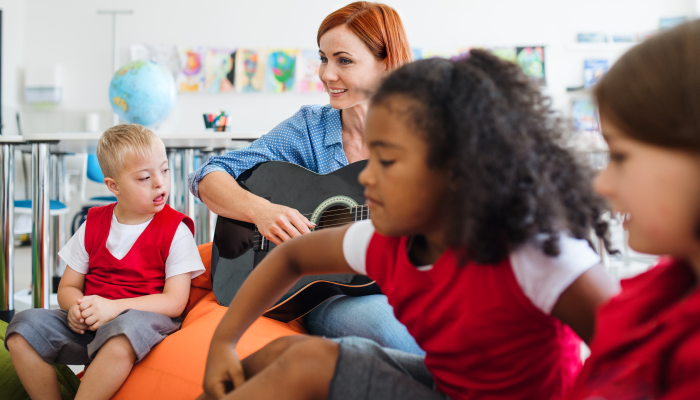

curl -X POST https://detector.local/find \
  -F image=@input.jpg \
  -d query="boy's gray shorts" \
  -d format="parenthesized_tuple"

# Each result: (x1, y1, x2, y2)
(5, 308, 181, 365)
(328, 336, 451, 400)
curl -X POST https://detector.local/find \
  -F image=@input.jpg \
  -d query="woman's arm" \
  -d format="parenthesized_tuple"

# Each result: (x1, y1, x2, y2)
(203, 225, 355, 398)
(551, 264, 621, 343)
(199, 172, 314, 245)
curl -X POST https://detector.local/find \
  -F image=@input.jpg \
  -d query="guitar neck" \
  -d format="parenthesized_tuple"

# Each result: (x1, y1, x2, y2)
(350, 204, 370, 223)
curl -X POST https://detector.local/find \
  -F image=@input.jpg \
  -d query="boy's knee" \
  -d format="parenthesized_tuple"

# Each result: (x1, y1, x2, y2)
(100, 335, 136, 363)
(6, 332, 28, 351)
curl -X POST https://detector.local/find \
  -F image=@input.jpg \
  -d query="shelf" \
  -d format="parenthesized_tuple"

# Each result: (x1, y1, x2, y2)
(563, 43, 637, 52)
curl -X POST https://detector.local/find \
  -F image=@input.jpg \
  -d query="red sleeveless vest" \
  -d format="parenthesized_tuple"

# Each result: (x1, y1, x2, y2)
(83, 203, 194, 300)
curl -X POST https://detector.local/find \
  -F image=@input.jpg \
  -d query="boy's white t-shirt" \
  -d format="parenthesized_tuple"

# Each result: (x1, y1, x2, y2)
(58, 211, 206, 280)
(342, 220, 602, 315)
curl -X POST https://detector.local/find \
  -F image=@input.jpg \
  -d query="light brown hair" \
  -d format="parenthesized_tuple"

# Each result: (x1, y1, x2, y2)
(595, 20, 700, 151)
(317, 2, 412, 70)
(96, 124, 161, 179)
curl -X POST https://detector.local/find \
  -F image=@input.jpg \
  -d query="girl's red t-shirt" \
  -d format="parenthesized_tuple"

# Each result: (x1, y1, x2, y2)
(567, 257, 700, 400)
(364, 232, 583, 400)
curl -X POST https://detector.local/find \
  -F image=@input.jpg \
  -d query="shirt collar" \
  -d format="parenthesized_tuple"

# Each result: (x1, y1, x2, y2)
(324, 106, 343, 148)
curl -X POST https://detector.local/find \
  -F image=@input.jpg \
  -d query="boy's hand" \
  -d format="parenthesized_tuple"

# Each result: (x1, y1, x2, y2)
(67, 303, 90, 334)
(78, 295, 121, 331)
(203, 341, 245, 399)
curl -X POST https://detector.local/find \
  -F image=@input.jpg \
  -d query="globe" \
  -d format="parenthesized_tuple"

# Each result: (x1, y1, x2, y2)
(108, 61, 176, 127)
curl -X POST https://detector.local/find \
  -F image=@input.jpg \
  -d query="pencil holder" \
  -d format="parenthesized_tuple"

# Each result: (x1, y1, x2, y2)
(203, 111, 231, 132)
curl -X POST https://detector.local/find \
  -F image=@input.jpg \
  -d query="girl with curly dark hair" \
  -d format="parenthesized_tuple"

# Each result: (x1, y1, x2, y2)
(197, 50, 619, 400)
(567, 20, 700, 400)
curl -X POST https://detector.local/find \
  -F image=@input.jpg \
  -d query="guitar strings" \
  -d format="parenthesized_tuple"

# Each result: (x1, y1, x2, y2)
(293, 205, 369, 219)
(251, 214, 370, 246)
(250, 205, 370, 245)
(253, 206, 369, 232)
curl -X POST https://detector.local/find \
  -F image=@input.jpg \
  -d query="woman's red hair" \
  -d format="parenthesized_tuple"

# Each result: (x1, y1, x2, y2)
(317, 2, 412, 69)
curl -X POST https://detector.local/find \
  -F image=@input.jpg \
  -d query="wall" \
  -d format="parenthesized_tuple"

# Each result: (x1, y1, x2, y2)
(17, 0, 697, 134)
(1, 0, 25, 135)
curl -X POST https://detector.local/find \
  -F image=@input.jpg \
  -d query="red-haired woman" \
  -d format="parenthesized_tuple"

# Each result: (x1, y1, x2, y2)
(189, 2, 421, 353)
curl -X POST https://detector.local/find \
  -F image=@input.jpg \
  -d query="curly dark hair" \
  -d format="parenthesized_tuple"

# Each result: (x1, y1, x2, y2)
(371, 49, 612, 264)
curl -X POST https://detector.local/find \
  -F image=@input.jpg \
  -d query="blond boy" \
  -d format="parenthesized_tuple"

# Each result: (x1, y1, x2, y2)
(6, 124, 205, 400)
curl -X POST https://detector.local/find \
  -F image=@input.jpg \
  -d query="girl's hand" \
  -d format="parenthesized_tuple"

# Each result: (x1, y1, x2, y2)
(78, 295, 121, 331)
(202, 340, 245, 399)
(66, 302, 90, 334)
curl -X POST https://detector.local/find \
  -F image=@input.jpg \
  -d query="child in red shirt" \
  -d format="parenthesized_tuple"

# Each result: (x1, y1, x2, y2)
(566, 20, 700, 400)
(6, 124, 205, 400)
(198, 50, 620, 400)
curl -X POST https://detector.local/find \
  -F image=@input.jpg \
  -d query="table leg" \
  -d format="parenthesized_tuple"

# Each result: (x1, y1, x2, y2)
(183, 149, 196, 222)
(0, 144, 15, 322)
(51, 154, 67, 291)
(167, 148, 178, 210)
(207, 148, 225, 244)
(49, 154, 58, 291)
(32, 143, 51, 309)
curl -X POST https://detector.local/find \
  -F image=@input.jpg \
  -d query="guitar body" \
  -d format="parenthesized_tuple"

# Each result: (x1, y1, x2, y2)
(211, 160, 380, 322)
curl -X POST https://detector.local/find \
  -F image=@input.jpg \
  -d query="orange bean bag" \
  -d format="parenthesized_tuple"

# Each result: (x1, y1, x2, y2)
(112, 243, 307, 400)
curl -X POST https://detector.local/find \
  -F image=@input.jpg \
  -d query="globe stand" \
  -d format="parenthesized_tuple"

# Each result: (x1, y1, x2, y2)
(98, 9, 133, 127)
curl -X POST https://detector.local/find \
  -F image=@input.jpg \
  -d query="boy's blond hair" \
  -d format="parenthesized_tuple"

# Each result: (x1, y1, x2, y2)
(96, 124, 161, 179)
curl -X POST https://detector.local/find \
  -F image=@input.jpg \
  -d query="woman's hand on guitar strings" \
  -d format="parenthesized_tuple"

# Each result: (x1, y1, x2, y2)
(253, 203, 316, 245)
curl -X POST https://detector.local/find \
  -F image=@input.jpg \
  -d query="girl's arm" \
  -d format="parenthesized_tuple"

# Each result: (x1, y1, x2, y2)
(551, 264, 621, 343)
(203, 225, 355, 398)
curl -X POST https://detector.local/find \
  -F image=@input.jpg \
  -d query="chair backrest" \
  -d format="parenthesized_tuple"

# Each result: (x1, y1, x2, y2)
(86, 154, 105, 183)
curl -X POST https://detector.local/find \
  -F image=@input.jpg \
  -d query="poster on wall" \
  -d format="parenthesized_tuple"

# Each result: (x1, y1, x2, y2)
(422, 48, 457, 59)
(583, 59, 608, 88)
(516, 46, 546, 86)
(296, 50, 324, 94)
(205, 48, 236, 92)
(177, 46, 206, 92)
(267, 49, 298, 93)
(235, 49, 267, 93)
(490, 47, 517, 63)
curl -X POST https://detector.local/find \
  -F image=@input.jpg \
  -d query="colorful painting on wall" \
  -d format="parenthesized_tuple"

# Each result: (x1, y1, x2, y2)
(177, 46, 205, 92)
(235, 49, 267, 93)
(516, 46, 546, 86)
(490, 47, 517, 63)
(296, 50, 324, 93)
(267, 49, 297, 93)
(205, 49, 236, 92)
(422, 49, 457, 59)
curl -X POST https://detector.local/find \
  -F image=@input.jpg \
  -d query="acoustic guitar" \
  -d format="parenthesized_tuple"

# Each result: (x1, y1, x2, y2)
(211, 160, 381, 322)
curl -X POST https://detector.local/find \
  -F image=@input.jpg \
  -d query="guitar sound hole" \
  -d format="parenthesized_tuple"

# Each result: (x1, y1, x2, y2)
(318, 205, 353, 230)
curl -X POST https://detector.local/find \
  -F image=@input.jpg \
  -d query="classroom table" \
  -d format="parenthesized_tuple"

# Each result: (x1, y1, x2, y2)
(0, 135, 26, 322)
(22, 131, 262, 309)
